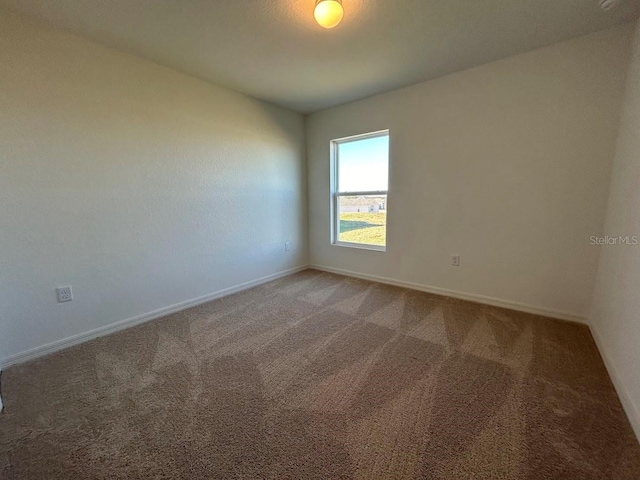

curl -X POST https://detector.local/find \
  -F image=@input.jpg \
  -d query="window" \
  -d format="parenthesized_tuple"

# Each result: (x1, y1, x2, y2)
(331, 130, 389, 251)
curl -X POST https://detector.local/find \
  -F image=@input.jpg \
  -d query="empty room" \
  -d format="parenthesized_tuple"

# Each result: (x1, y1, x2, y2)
(2, 0, 640, 478)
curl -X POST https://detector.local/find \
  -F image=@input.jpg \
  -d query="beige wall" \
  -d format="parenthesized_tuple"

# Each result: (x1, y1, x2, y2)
(590, 18, 640, 440)
(0, 10, 307, 364)
(307, 25, 634, 321)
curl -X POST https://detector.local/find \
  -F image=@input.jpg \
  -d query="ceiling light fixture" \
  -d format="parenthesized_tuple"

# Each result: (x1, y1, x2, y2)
(598, 0, 620, 10)
(314, 0, 344, 29)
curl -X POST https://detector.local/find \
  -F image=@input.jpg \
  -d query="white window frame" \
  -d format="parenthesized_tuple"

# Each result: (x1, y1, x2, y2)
(330, 129, 389, 252)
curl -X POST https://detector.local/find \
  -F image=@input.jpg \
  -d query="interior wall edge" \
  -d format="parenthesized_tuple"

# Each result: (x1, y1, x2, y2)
(0, 265, 309, 372)
(590, 320, 640, 442)
(310, 264, 587, 324)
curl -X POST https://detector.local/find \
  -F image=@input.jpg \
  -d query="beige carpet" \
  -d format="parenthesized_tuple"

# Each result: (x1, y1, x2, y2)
(1, 269, 639, 479)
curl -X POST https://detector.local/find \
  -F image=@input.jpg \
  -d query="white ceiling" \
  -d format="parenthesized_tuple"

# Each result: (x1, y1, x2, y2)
(2, 0, 639, 113)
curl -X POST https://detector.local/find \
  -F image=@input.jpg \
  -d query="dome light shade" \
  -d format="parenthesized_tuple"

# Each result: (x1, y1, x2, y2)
(314, 0, 344, 29)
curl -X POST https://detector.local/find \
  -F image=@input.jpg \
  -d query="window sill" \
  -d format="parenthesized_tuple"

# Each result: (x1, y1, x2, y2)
(332, 241, 386, 252)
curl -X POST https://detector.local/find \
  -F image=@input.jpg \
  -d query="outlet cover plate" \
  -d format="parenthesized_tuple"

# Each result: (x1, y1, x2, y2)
(56, 286, 73, 303)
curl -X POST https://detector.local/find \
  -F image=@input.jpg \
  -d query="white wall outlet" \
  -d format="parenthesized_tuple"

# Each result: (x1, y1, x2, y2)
(56, 286, 73, 303)
(285, 242, 291, 251)
(451, 255, 460, 267)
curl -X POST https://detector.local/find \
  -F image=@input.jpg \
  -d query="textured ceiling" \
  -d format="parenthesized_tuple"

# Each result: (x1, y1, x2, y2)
(1, 0, 639, 113)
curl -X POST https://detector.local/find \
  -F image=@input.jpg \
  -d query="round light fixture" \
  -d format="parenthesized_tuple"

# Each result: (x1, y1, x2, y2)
(599, 0, 620, 10)
(314, 0, 344, 29)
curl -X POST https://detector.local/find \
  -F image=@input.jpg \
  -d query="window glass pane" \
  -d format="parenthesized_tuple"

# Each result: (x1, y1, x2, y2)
(338, 135, 389, 193)
(338, 195, 387, 247)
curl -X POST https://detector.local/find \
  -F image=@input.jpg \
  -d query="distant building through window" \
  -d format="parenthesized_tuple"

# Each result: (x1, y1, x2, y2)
(331, 130, 389, 250)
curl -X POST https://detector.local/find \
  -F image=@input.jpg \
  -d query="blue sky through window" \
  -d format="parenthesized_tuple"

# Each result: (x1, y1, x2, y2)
(338, 134, 389, 192)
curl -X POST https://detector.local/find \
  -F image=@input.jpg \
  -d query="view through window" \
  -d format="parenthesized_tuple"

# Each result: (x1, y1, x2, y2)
(332, 131, 389, 250)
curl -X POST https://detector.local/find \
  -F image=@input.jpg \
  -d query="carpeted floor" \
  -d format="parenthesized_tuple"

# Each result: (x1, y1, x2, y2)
(1, 269, 639, 479)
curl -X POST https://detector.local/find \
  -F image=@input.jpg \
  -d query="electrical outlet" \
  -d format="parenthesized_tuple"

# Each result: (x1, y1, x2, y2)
(451, 255, 460, 267)
(285, 242, 291, 251)
(56, 286, 73, 303)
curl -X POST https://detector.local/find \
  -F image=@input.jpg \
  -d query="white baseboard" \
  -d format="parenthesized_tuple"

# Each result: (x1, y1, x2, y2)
(0, 265, 309, 370)
(589, 322, 640, 442)
(310, 264, 587, 324)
